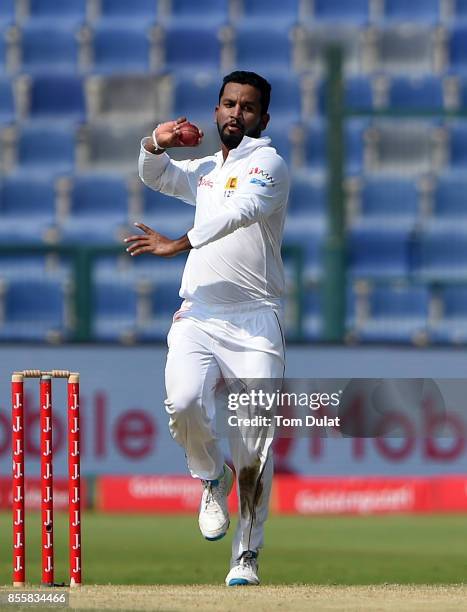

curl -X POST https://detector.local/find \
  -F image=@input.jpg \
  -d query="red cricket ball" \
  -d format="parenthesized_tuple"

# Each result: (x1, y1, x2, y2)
(179, 123, 201, 147)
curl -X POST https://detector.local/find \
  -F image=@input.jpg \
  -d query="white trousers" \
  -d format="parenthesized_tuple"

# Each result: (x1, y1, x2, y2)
(164, 302, 285, 561)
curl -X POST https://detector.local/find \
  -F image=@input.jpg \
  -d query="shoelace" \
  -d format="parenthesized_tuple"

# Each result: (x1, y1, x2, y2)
(202, 480, 217, 508)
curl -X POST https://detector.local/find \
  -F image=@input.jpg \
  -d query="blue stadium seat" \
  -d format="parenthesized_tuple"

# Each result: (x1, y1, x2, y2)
(387, 76, 445, 110)
(454, 0, 467, 20)
(345, 119, 368, 174)
(430, 285, 467, 343)
(0, 279, 67, 341)
(266, 74, 302, 121)
(0, 175, 56, 243)
(26, 0, 87, 26)
(93, 279, 138, 341)
(234, 25, 293, 73)
(354, 284, 429, 343)
(283, 221, 326, 282)
(164, 25, 222, 72)
(433, 173, 467, 218)
(96, 0, 158, 25)
(348, 226, 413, 279)
(318, 76, 374, 113)
(0, 27, 7, 71)
(167, 0, 229, 26)
(92, 23, 152, 73)
(173, 73, 220, 121)
(302, 286, 322, 341)
(262, 124, 294, 165)
(141, 185, 194, 233)
(415, 226, 467, 281)
(288, 172, 326, 218)
(238, 0, 300, 26)
(383, 0, 441, 24)
(28, 74, 85, 120)
(59, 174, 129, 243)
(356, 177, 420, 225)
(302, 119, 326, 170)
(0, 76, 14, 125)
(16, 122, 76, 175)
(138, 280, 183, 340)
(0, 0, 15, 26)
(448, 121, 467, 167)
(312, 0, 370, 24)
(449, 25, 467, 70)
(20, 23, 81, 73)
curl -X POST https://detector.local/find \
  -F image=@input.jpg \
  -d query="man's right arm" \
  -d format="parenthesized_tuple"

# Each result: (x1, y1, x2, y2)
(139, 117, 204, 206)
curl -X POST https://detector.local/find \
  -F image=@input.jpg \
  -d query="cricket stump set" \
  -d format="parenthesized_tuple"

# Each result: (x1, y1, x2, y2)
(11, 370, 82, 588)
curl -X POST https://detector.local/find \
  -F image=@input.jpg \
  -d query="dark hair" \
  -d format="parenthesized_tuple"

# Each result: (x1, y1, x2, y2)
(219, 71, 271, 115)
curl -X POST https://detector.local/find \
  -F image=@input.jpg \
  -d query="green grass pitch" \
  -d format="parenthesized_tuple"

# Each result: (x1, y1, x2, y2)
(1, 512, 466, 586)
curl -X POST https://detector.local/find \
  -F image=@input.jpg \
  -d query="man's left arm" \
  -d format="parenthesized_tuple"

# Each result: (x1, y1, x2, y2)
(187, 154, 289, 249)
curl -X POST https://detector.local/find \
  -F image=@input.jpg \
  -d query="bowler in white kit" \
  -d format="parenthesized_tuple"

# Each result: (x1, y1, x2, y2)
(125, 71, 289, 586)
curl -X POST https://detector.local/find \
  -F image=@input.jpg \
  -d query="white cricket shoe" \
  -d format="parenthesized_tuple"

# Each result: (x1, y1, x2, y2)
(198, 464, 234, 541)
(225, 551, 260, 586)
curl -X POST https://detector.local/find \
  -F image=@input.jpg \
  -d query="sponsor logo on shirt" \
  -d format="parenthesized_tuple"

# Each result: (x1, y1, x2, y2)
(248, 167, 274, 186)
(198, 176, 214, 188)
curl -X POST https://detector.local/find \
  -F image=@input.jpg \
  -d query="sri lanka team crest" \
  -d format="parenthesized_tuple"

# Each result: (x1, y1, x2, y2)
(224, 176, 238, 197)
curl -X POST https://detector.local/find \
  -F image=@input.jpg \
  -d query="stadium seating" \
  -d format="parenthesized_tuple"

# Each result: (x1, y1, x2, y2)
(369, 26, 438, 74)
(311, 0, 370, 24)
(166, 0, 229, 27)
(0, 28, 7, 71)
(27, 74, 86, 121)
(351, 284, 430, 343)
(0, 76, 15, 125)
(0, 0, 15, 26)
(25, 0, 88, 26)
(353, 177, 420, 226)
(0, 175, 57, 242)
(15, 121, 77, 175)
(140, 184, 194, 233)
(93, 279, 138, 341)
(91, 23, 153, 73)
(301, 119, 326, 171)
(58, 173, 129, 243)
(288, 172, 326, 219)
(449, 25, 467, 70)
(138, 279, 183, 340)
(387, 76, 445, 110)
(295, 25, 366, 75)
(163, 25, 223, 73)
(173, 73, 221, 121)
(447, 120, 467, 167)
(19, 23, 82, 73)
(347, 226, 413, 279)
(382, 0, 441, 24)
(0, 278, 68, 341)
(431, 173, 467, 219)
(415, 226, 467, 281)
(302, 286, 322, 340)
(233, 25, 293, 74)
(430, 285, 467, 343)
(237, 0, 300, 26)
(94, 0, 158, 25)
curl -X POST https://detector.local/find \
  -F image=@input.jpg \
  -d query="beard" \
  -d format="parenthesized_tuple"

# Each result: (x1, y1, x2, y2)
(217, 118, 263, 149)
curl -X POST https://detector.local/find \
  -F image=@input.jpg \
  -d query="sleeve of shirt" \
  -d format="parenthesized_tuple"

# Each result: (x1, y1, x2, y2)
(187, 151, 289, 248)
(138, 137, 205, 206)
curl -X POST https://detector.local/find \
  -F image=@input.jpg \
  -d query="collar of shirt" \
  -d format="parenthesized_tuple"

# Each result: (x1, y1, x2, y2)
(215, 135, 272, 167)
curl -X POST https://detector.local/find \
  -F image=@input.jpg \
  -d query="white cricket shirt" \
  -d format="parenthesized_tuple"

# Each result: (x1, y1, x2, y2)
(138, 135, 290, 308)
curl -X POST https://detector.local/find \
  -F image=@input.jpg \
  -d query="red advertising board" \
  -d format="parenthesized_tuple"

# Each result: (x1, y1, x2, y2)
(0, 477, 87, 511)
(98, 475, 239, 513)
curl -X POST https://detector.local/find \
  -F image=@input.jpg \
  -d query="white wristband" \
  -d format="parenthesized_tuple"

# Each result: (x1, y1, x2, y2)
(152, 126, 165, 152)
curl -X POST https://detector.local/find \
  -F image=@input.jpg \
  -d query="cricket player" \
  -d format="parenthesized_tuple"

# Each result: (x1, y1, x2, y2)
(125, 71, 289, 586)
